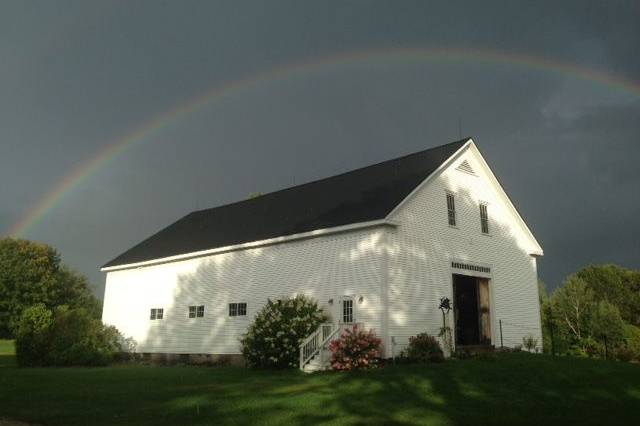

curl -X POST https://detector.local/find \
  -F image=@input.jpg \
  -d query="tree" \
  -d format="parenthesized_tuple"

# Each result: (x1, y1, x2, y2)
(591, 300, 625, 357)
(538, 281, 554, 354)
(54, 266, 102, 318)
(575, 264, 640, 326)
(551, 276, 594, 345)
(546, 265, 640, 359)
(0, 238, 100, 338)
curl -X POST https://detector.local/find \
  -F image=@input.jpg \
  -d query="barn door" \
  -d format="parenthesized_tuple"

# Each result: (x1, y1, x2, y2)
(477, 278, 492, 344)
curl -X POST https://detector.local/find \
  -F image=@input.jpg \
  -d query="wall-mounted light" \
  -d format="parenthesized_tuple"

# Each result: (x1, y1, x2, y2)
(358, 296, 364, 303)
(327, 298, 334, 305)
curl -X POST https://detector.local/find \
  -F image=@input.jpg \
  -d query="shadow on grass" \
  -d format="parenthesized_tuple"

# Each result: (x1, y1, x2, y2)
(0, 353, 639, 426)
(158, 353, 640, 426)
(0, 354, 16, 368)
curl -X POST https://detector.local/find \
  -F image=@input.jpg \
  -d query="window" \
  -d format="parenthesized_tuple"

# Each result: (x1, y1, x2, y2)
(480, 203, 489, 234)
(188, 305, 205, 318)
(342, 298, 353, 323)
(149, 308, 163, 320)
(446, 193, 456, 226)
(229, 303, 247, 317)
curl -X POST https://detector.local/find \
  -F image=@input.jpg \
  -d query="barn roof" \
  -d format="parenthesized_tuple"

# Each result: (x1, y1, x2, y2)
(102, 138, 469, 269)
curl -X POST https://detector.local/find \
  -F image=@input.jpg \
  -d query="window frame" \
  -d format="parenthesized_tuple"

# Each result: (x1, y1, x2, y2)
(188, 305, 197, 318)
(150, 308, 163, 320)
(229, 302, 247, 317)
(479, 202, 490, 234)
(342, 298, 354, 324)
(196, 305, 205, 318)
(238, 302, 247, 316)
(446, 192, 457, 227)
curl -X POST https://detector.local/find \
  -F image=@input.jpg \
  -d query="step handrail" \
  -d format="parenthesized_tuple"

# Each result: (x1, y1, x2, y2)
(299, 323, 335, 370)
(299, 323, 364, 370)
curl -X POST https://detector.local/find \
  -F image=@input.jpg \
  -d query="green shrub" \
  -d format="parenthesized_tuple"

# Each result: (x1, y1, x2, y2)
(14, 304, 53, 367)
(46, 306, 121, 366)
(328, 325, 382, 371)
(522, 334, 539, 353)
(15, 304, 122, 367)
(565, 337, 602, 358)
(406, 333, 444, 363)
(615, 346, 635, 362)
(241, 296, 327, 368)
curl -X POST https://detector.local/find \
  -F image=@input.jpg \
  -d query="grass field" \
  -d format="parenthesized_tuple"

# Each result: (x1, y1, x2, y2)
(0, 345, 639, 426)
(0, 340, 15, 368)
(0, 339, 14, 355)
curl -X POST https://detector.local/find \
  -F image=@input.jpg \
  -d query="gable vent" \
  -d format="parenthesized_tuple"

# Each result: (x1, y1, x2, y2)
(451, 261, 491, 274)
(456, 160, 476, 175)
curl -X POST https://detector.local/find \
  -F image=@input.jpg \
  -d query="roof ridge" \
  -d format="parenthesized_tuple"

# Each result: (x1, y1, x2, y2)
(191, 137, 471, 215)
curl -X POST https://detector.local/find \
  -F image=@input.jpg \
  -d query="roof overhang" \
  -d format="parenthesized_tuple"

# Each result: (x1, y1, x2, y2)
(101, 219, 398, 272)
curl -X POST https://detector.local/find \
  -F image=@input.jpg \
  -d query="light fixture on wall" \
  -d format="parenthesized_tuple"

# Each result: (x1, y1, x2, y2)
(327, 298, 334, 305)
(358, 296, 364, 303)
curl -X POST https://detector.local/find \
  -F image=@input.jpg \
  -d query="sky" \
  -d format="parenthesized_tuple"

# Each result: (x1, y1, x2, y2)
(1, 0, 639, 298)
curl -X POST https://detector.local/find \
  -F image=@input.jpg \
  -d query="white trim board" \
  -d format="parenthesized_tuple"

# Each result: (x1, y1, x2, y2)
(386, 138, 472, 218)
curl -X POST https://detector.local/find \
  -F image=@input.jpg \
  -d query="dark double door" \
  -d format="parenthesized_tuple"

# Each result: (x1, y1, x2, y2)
(453, 274, 491, 346)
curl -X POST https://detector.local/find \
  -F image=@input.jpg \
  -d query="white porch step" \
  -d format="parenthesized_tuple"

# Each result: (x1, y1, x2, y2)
(302, 349, 331, 373)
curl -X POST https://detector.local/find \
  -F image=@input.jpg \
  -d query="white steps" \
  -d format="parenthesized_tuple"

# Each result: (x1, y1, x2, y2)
(302, 349, 331, 373)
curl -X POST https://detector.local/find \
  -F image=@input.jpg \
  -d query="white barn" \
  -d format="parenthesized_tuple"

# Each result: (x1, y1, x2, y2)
(101, 138, 543, 368)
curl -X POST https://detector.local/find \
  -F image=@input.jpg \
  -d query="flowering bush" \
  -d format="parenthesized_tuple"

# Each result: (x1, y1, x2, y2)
(406, 333, 444, 363)
(328, 325, 382, 371)
(241, 295, 327, 368)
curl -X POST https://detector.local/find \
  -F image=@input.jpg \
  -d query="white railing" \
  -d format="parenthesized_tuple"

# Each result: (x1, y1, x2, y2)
(299, 323, 335, 370)
(299, 323, 363, 371)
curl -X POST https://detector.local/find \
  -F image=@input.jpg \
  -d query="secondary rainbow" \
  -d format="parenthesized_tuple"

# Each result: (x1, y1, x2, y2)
(8, 46, 640, 237)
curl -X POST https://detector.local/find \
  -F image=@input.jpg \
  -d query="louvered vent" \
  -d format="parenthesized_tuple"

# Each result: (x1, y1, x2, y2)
(456, 159, 476, 175)
(451, 261, 491, 274)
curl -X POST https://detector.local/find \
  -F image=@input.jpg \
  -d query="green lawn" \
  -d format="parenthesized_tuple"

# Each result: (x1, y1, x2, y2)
(0, 350, 638, 426)
(0, 339, 15, 368)
(0, 339, 14, 355)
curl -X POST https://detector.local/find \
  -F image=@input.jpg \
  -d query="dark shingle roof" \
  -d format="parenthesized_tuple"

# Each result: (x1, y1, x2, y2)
(102, 138, 469, 268)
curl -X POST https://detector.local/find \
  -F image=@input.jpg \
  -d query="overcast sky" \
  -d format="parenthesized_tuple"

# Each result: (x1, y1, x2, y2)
(1, 1, 638, 298)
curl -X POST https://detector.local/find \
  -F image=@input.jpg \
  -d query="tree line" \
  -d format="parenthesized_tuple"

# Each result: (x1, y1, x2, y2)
(0, 238, 101, 338)
(0, 238, 123, 366)
(540, 264, 640, 361)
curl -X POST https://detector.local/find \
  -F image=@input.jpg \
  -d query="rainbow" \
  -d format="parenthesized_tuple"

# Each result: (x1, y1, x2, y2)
(7, 46, 640, 237)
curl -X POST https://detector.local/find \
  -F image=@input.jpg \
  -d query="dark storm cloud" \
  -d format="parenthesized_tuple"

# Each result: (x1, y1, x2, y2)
(1, 0, 638, 297)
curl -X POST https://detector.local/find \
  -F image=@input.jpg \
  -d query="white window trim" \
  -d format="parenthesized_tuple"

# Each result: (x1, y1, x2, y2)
(479, 200, 490, 235)
(229, 302, 248, 317)
(445, 190, 457, 228)
(340, 296, 355, 324)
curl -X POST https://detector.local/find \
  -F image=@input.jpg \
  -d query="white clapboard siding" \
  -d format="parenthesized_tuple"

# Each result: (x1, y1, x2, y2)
(102, 228, 386, 354)
(384, 142, 542, 353)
